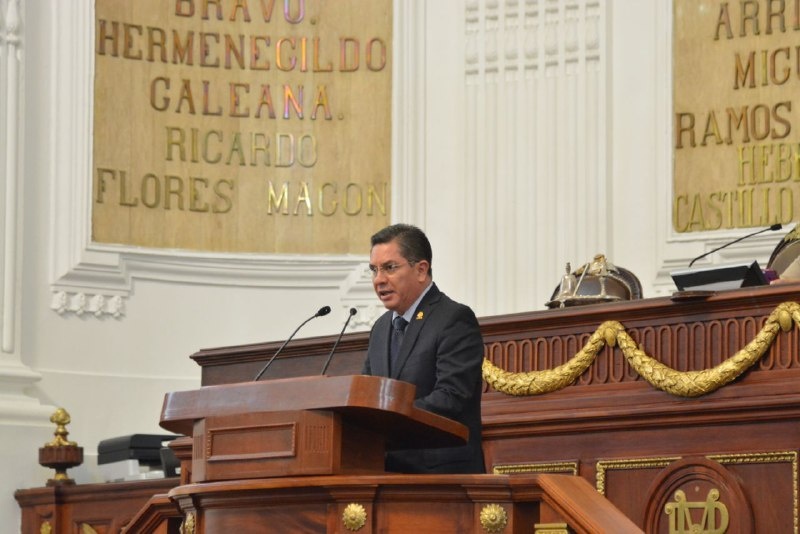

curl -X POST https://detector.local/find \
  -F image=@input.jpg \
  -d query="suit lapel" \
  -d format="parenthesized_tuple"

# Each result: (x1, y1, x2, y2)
(392, 284, 441, 378)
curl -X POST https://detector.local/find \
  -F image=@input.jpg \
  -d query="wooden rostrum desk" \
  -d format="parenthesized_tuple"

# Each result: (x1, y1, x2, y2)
(185, 283, 800, 533)
(19, 283, 800, 532)
(476, 283, 800, 533)
(137, 374, 639, 533)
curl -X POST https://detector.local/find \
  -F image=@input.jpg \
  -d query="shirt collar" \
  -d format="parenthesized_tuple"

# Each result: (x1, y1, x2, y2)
(393, 281, 433, 323)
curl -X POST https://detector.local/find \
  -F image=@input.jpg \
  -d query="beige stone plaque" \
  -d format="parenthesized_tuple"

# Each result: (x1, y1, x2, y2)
(673, 0, 800, 233)
(92, 0, 391, 254)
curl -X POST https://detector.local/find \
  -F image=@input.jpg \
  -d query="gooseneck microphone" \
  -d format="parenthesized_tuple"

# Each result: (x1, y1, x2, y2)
(688, 224, 782, 268)
(320, 307, 358, 375)
(253, 305, 331, 381)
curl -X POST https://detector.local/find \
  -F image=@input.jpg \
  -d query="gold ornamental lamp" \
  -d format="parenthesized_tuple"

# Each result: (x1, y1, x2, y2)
(38, 408, 83, 486)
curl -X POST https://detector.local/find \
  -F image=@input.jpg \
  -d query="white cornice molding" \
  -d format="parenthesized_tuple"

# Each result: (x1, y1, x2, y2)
(53, 246, 370, 293)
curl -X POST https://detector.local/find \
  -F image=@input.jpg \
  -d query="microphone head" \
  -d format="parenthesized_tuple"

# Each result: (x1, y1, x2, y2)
(349, 307, 357, 316)
(770, 223, 783, 231)
(317, 306, 332, 317)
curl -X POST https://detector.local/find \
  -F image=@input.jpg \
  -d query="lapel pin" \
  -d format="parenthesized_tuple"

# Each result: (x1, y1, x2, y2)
(416, 311, 424, 320)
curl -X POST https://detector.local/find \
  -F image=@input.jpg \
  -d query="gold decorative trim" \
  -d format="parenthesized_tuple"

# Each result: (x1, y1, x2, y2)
(596, 456, 681, 495)
(80, 525, 99, 534)
(708, 451, 798, 534)
(180, 512, 196, 534)
(493, 461, 578, 476)
(665, 488, 729, 533)
(534, 523, 569, 534)
(342, 503, 367, 531)
(708, 450, 798, 465)
(40, 522, 52, 534)
(483, 301, 800, 397)
(596, 451, 798, 533)
(479, 503, 508, 533)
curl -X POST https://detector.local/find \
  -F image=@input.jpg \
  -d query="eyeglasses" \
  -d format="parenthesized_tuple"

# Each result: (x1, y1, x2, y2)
(368, 261, 416, 278)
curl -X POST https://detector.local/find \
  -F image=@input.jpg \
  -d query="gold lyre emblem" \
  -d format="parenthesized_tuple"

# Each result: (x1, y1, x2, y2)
(664, 489, 729, 534)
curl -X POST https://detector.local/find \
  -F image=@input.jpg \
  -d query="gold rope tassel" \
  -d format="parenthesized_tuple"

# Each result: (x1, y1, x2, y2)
(482, 301, 800, 398)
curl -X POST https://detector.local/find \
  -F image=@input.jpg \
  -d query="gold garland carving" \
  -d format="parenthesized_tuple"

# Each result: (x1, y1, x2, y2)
(483, 301, 800, 398)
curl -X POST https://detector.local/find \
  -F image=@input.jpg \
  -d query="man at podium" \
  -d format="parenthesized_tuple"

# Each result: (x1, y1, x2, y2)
(362, 224, 485, 474)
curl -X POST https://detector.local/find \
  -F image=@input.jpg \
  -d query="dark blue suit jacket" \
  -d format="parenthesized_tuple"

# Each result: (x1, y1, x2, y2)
(362, 283, 485, 474)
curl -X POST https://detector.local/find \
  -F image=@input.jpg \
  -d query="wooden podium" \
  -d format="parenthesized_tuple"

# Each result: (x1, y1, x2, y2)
(16, 342, 643, 533)
(138, 374, 639, 534)
(159, 374, 468, 481)
(115, 373, 638, 533)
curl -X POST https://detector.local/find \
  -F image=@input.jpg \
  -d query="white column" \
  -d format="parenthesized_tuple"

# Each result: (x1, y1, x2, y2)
(0, 0, 53, 423)
(461, 0, 608, 315)
(1, 1, 56, 528)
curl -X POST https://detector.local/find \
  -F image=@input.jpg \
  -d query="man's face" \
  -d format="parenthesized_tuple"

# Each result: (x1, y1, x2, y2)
(370, 240, 430, 314)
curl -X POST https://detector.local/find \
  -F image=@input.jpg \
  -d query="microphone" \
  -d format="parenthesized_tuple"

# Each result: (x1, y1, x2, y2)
(253, 305, 331, 381)
(688, 224, 782, 268)
(320, 307, 357, 375)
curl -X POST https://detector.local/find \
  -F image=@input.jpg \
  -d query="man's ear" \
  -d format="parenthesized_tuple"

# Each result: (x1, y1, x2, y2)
(416, 260, 431, 280)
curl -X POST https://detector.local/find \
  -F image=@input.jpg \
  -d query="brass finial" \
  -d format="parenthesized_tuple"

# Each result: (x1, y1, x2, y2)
(39, 408, 83, 486)
(47, 407, 77, 447)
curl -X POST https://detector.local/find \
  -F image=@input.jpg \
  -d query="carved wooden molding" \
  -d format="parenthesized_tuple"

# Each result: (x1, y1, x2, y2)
(596, 456, 680, 496)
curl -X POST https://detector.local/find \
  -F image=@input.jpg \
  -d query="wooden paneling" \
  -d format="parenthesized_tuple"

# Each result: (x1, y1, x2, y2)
(166, 473, 640, 534)
(14, 479, 178, 534)
(191, 283, 800, 531)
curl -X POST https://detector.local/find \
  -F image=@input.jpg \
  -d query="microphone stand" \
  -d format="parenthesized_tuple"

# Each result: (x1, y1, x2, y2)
(254, 306, 330, 381)
(320, 308, 357, 375)
(689, 224, 782, 267)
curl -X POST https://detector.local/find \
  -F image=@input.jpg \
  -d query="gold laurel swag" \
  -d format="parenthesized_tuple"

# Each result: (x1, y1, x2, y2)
(482, 301, 800, 398)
